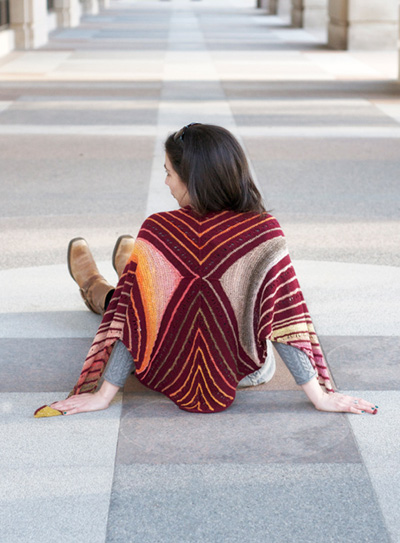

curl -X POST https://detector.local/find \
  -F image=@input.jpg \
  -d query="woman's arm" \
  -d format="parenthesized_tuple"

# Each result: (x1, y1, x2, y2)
(301, 377, 378, 415)
(273, 342, 378, 415)
(52, 341, 134, 416)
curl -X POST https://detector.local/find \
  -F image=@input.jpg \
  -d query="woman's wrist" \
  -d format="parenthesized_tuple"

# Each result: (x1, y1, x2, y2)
(301, 376, 326, 409)
(96, 380, 120, 405)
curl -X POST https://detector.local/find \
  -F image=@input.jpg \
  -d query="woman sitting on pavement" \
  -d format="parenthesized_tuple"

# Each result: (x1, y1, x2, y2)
(37, 123, 377, 418)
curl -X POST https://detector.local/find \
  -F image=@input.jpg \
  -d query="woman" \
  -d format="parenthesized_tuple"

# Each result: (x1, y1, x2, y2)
(36, 124, 377, 418)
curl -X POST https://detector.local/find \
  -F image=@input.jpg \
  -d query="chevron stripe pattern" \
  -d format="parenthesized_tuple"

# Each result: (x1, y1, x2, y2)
(71, 207, 333, 412)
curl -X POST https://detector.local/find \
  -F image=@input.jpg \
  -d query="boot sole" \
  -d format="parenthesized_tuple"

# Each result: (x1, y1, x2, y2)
(112, 234, 134, 275)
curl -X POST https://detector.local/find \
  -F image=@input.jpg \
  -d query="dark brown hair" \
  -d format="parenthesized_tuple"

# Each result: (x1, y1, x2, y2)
(164, 124, 265, 215)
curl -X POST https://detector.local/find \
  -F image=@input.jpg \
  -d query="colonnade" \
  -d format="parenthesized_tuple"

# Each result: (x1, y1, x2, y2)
(1, 0, 400, 78)
(258, 0, 399, 50)
(0, 0, 110, 56)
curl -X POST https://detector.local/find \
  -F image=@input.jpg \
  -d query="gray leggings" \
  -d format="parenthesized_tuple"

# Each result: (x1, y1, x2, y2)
(103, 340, 317, 389)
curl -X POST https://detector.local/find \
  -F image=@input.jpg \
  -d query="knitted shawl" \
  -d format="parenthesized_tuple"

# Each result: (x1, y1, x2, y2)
(70, 207, 333, 413)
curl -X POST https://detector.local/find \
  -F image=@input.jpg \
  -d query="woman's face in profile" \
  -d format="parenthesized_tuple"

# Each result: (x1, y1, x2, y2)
(164, 154, 190, 207)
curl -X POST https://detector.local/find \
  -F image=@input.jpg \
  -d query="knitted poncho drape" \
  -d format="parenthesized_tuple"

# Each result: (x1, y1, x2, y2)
(71, 207, 333, 413)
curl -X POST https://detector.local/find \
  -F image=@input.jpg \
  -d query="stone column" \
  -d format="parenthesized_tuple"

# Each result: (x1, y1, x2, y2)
(99, 0, 110, 8)
(9, 0, 49, 49)
(292, 0, 328, 28)
(257, 0, 277, 13)
(80, 0, 99, 15)
(278, 0, 291, 20)
(268, 0, 278, 14)
(328, 0, 399, 49)
(0, 29, 16, 58)
(53, 0, 81, 27)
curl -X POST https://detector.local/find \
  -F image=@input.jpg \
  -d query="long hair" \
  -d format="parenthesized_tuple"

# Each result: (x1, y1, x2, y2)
(164, 124, 265, 215)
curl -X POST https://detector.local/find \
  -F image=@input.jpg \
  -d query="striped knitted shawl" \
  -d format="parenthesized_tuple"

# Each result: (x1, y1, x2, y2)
(71, 207, 333, 412)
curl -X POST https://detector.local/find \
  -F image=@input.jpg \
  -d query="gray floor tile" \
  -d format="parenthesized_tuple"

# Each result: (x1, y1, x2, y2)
(0, 338, 92, 392)
(0, 107, 158, 126)
(0, 392, 122, 543)
(345, 391, 400, 543)
(0, 311, 101, 340)
(116, 391, 360, 465)
(276, 220, 400, 267)
(0, 135, 153, 218)
(0, 82, 162, 100)
(323, 337, 400, 390)
(0, 212, 144, 269)
(233, 112, 397, 127)
(0, 468, 114, 543)
(106, 464, 390, 543)
(251, 155, 400, 221)
(244, 137, 400, 161)
(222, 80, 400, 101)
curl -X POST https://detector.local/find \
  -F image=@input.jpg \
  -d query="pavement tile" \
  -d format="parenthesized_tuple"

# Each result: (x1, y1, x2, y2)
(243, 136, 400, 161)
(106, 464, 389, 543)
(323, 337, 400, 390)
(241, 136, 400, 267)
(265, 219, 400, 267)
(0, 338, 92, 392)
(0, 134, 155, 160)
(0, 263, 115, 315)
(0, 392, 122, 543)
(116, 391, 360, 465)
(0, 215, 143, 269)
(0, 468, 115, 543)
(0, 391, 122, 467)
(0, 82, 162, 100)
(250, 155, 400, 220)
(0, 107, 158, 125)
(291, 261, 400, 337)
(222, 80, 400, 100)
(0, 135, 152, 217)
(233, 112, 397, 126)
(345, 391, 400, 543)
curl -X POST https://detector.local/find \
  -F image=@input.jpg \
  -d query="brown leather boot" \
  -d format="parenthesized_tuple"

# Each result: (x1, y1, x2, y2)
(112, 235, 135, 278)
(68, 238, 115, 315)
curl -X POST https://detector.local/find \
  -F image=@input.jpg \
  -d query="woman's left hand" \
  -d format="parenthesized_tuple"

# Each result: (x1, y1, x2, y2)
(301, 377, 378, 414)
(314, 391, 378, 414)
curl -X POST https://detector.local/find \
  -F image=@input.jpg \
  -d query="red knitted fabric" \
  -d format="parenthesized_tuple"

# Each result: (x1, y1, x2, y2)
(70, 207, 333, 412)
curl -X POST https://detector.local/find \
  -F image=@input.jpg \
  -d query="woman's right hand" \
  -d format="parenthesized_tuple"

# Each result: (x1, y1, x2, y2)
(51, 380, 120, 416)
(51, 392, 111, 416)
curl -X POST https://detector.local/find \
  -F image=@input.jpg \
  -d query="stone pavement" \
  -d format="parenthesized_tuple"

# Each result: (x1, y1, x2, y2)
(0, 1, 399, 541)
